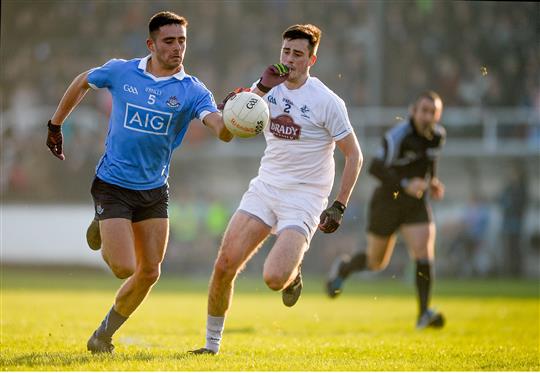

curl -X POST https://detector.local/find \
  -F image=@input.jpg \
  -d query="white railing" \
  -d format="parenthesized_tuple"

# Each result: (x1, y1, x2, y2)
(350, 107, 540, 157)
(2, 106, 538, 158)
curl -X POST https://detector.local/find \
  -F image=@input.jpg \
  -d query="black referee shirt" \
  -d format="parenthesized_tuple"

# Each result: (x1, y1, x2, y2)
(369, 118, 446, 192)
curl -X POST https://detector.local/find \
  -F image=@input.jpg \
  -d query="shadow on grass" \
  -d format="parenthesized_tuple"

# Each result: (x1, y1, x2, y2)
(224, 326, 256, 334)
(3, 350, 159, 368)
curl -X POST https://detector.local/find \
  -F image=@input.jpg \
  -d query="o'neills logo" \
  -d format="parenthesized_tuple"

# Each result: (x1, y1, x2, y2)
(270, 114, 301, 140)
(230, 117, 257, 135)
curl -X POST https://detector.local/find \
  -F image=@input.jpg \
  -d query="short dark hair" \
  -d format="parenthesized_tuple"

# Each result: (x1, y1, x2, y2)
(415, 90, 443, 106)
(148, 11, 188, 38)
(282, 24, 322, 56)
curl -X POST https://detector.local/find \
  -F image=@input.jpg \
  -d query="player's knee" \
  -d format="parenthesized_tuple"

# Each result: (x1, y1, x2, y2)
(213, 254, 240, 280)
(262, 269, 288, 291)
(136, 265, 161, 285)
(110, 264, 135, 279)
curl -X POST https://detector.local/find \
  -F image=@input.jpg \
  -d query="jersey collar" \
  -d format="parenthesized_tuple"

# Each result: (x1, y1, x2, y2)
(138, 55, 186, 81)
(283, 74, 311, 91)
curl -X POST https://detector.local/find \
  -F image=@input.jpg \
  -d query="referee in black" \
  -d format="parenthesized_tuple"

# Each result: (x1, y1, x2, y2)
(326, 91, 446, 329)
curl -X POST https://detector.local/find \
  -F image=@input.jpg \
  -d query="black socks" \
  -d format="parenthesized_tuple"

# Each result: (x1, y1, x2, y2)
(95, 305, 128, 341)
(339, 252, 367, 278)
(415, 259, 432, 315)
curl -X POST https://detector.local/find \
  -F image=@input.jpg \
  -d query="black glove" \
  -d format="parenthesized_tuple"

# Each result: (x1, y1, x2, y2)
(318, 201, 346, 234)
(217, 87, 251, 111)
(46, 120, 65, 160)
(256, 63, 289, 93)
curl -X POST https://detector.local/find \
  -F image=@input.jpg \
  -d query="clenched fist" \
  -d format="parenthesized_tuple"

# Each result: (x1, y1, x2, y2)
(46, 120, 65, 160)
(319, 200, 346, 234)
(256, 63, 289, 93)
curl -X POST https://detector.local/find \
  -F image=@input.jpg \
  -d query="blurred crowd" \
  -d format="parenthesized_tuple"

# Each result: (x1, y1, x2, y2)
(382, 1, 539, 107)
(1, 1, 538, 110)
(2, 1, 538, 195)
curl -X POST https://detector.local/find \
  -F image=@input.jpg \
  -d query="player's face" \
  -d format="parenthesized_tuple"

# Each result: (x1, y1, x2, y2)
(412, 97, 443, 139)
(148, 24, 187, 71)
(280, 38, 316, 83)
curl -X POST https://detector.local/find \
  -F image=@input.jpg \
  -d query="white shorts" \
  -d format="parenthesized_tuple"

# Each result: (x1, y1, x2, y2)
(237, 178, 328, 244)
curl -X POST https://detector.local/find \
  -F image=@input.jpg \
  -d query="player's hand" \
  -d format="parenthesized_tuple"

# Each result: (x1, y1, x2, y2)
(429, 178, 445, 201)
(257, 63, 289, 93)
(46, 120, 65, 160)
(403, 177, 427, 199)
(217, 87, 250, 111)
(318, 200, 346, 234)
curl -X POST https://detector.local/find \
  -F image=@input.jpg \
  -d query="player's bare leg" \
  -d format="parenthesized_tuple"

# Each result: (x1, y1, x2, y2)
(87, 218, 168, 353)
(114, 218, 169, 315)
(87, 218, 135, 353)
(190, 212, 270, 355)
(208, 212, 270, 316)
(262, 229, 307, 307)
(401, 222, 435, 261)
(326, 233, 397, 297)
(100, 218, 136, 279)
(366, 233, 398, 270)
(401, 222, 443, 329)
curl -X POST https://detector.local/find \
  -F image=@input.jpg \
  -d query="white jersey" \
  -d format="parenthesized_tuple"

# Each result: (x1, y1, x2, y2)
(252, 76, 353, 197)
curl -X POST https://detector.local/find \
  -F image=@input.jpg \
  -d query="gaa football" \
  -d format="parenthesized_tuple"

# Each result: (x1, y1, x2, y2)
(222, 91, 269, 138)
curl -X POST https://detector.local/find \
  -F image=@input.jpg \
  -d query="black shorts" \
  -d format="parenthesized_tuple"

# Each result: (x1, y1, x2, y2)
(367, 186, 432, 236)
(90, 177, 169, 222)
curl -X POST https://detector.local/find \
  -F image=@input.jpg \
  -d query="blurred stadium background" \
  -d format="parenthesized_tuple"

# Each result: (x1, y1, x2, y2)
(1, 0, 539, 280)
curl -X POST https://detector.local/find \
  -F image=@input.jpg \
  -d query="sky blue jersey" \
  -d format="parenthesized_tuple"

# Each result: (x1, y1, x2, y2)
(87, 56, 218, 190)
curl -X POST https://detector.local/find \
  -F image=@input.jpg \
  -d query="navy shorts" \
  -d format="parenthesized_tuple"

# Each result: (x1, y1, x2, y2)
(367, 186, 432, 236)
(90, 177, 169, 223)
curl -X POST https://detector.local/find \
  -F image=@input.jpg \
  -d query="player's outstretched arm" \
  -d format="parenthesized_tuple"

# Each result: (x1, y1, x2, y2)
(50, 71, 91, 127)
(46, 71, 92, 160)
(319, 133, 363, 233)
(203, 112, 234, 142)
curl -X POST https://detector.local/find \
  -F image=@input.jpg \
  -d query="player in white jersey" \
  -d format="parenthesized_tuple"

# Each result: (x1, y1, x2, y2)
(190, 24, 363, 355)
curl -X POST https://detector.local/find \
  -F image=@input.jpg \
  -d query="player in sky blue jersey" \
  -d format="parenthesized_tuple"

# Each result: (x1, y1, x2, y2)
(86, 56, 220, 190)
(45, 11, 233, 354)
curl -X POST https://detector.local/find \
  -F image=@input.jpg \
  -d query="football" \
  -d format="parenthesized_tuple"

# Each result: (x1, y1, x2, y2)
(222, 91, 269, 138)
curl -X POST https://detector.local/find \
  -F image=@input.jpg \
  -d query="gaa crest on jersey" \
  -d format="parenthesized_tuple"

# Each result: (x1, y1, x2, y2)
(123, 84, 139, 95)
(166, 96, 180, 108)
(269, 114, 301, 140)
(267, 95, 277, 105)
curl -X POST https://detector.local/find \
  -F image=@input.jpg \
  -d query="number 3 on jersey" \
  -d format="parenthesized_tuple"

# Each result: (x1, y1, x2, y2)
(147, 94, 156, 105)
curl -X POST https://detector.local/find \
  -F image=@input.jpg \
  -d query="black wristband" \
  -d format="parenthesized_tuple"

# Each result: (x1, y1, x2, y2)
(256, 79, 270, 94)
(47, 120, 62, 132)
(331, 200, 346, 213)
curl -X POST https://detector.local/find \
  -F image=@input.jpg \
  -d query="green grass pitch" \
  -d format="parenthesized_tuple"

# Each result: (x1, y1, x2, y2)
(1, 267, 538, 371)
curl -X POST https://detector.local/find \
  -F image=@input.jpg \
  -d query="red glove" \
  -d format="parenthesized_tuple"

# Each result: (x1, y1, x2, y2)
(217, 87, 251, 111)
(46, 120, 65, 160)
(256, 63, 289, 93)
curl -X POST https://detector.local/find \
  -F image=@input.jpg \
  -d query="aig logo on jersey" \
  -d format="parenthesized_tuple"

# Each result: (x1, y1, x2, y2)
(124, 103, 172, 135)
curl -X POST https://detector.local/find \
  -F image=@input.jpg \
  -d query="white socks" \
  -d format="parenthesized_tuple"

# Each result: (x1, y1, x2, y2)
(205, 315, 225, 353)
